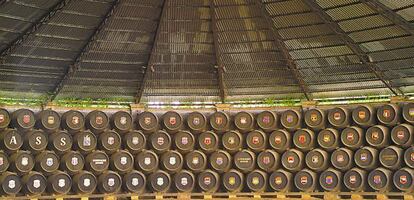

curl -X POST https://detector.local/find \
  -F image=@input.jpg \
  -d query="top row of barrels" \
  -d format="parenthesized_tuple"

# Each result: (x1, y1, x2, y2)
(0, 103, 413, 134)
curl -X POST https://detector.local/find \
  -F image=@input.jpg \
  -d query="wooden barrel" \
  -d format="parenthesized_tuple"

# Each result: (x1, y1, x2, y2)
(365, 125, 390, 149)
(352, 105, 376, 127)
(123, 130, 146, 154)
(281, 149, 304, 172)
(222, 169, 244, 192)
(328, 107, 350, 128)
(269, 129, 291, 153)
(61, 110, 85, 133)
(379, 146, 403, 170)
(0, 151, 9, 173)
(162, 111, 183, 133)
(256, 110, 278, 132)
(110, 150, 134, 174)
(233, 149, 255, 173)
(137, 111, 158, 134)
(377, 103, 401, 126)
(305, 148, 329, 172)
(135, 150, 159, 174)
(184, 150, 207, 173)
(391, 124, 414, 148)
(331, 148, 353, 171)
(36, 110, 60, 133)
(23, 129, 47, 154)
(257, 149, 280, 173)
(209, 111, 230, 133)
(85, 150, 109, 175)
(11, 109, 35, 131)
(269, 169, 293, 192)
(110, 111, 132, 134)
(9, 151, 34, 174)
(173, 170, 195, 192)
(149, 130, 172, 154)
(0, 171, 21, 196)
(21, 171, 46, 195)
(405, 147, 414, 168)
(72, 171, 97, 194)
(319, 168, 342, 192)
(0, 129, 23, 153)
(123, 170, 146, 194)
(317, 128, 339, 152)
(210, 150, 232, 173)
(60, 151, 84, 175)
(48, 130, 72, 155)
(246, 170, 267, 192)
(97, 170, 122, 194)
(234, 111, 254, 133)
(98, 130, 121, 154)
(198, 131, 219, 154)
(294, 169, 317, 192)
(304, 108, 326, 130)
(148, 170, 171, 192)
(73, 130, 97, 154)
(246, 130, 267, 152)
(34, 150, 59, 175)
(197, 170, 219, 192)
(354, 146, 378, 170)
(340, 126, 364, 150)
(85, 110, 109, 134)
(393, 167, 414, 192)
(222, 131, 243, 154)
(0, 108, 11, 131)
(47, 171, 71, 195)
(368, 167, 393, 192)
(343, 168, 367, 191)
(186, 111, 207, 134)
(402, 103, 414, 124)
(173, 130, 195, 154)
(160, 150, 184, 174)
(280, 109, 302, 131)
(293, 128, 315, 152)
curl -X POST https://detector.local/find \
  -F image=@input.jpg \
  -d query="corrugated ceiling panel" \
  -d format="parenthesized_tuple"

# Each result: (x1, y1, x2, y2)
(325, 3, 376, 21)
(339, 15, 393, 33)
(315, 0, 358, 9)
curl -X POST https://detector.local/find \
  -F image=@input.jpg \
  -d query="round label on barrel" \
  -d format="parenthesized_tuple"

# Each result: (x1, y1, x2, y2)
(198, 131, 218, 153)
(25, 173, 46, 195)
(209, 112, 229, 132)
(63, 110, 84, 132)
(404, 147, 414, 168)
(38, 152, 59, 173)
(331, 149, 352, 170)
(344, 169, 363, 191)
(187, 111, 206, 132)
(3, 129, 22, 151)
(150, 131, 171, 153)
(403, 103, 414, 123)
(112, 111, 132, 132)
(112, 151, 134, 173)
(198, 171, 218, 192)
(246, 130, 266, 151)
(281, 110, 300, 129)
(1, 173, 21, 195)
(51, 131, 72, 153)
(0, 152, 9, 173)
(162, 111, 182, 132)
(269, 130, 290, 152)
(15, 152, 34, 173)
(161, 151, 183, 172)
(222, 131, 242, 152)
(136, 151, 158, 173)
(234, 151, 254, 172)
(87, 151, 109, 173)
(366, 126, 386, 147)
(174, 171, 194, 192)
(50, 172, 71, 194)
(76, 131, 97, 153)
(379, 148, 399, 168)
(63, 151, 84, 173)
(294, 171, 314, 191)
(391, 125, 411, 146)
(234, 111, 254, 131)
(257, 151, 278, 172)
(174, 131, 194, 152)
(210, 151, 231, 172)
(281, 150, 302, 172)
(317, 129, 337, 150)
(368, 170, 388, 191)
(124, 131, 146, 153)
(377, 104, 397, 124)
(341, 127, 361, 148)
(319, 170, 339, 191)
(14, 109, 35, 130)
(150, 171, 170, 192)
(304, 109, 323, 128)
(99, 172, 121, 194)
(269, 171, 289, 191)
(223, 171, 243, 192)
(355, 148, 375, 169)
(328, 107, 347, 127)
(99, 131, 121, 153)
(75, 171, 97, 194)
(185, 151, 206, 172)
(138, 111, 158, 132)
(86, 110, 108, 132)
(305, 150, 326, 170)
(393, 169, 413, 191)
(27, 130, 47, 152)
(123, 171, 145, 193)
(39, 110, 60, 131)
(0, 108, 10, 130)
(293, 129, 313, 150)
(247, 171, 266, 192)
(257, 111, 277, 131)
(352, 106, 371, 124)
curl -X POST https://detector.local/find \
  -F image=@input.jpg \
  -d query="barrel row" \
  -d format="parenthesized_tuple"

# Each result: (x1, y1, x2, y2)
(1, 103, 413, 135)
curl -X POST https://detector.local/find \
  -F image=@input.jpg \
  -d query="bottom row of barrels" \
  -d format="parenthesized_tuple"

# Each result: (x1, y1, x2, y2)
(1, 167, 414, 196)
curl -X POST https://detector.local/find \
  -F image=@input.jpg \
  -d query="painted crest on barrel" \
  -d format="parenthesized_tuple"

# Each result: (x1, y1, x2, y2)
(169, 117, 176, 125)
(169, 157, 176, 165)
(216, 157, 223, 165)
(263, 116, 270, 124)
(108, 178, 115, 187)
(0, 157, 3, 166)
(240, 117, 247, 124)
(275, 136, 282, 144)
(333, 112, 341, 121)
(286, 114, 294, 123)
(373, 175, 381, 184)
(300, 176, 308, 184)
(71, 157, 78, 166)
(120, 117, 127, 125)
(144, 117, 151, 125)
(84, 178, 91, 187)
(411, 153, 414, 161)
(358, 111, 366, 120)
(252, 177, 259, 185)
(400, 175, 407, 184)
(215, 116, 223, 125)
(372, 132, 379, 140)
(383, 109, 391, 118)
(204, 177, 211, 185)
(108, 136, 115, 145)
(204, 137, 211, 145)
(157, 137, 164, 145)
(310, 113, 318, 122)
(326, 176, 333, 185)
(47, 116, 55, 124)
(132, 137, 139, 145)
(275, 176, 282, 185)
(346, 132, 354, 141)
(252, 136, 260, 145)
(72, 116, 79, 125)
(181, 177, 188, 186)
(58, 179, 66, 188)
(192, 157, 199, 165)
(360, 153, 367, 161)
(311, 155, 319, 163)
(337, 155, 344, 163)
(21, 157, 28, 166)
(263, 156, 270, 164)
(323, 134, 331, 142)
(144, 157, 151, 165)
(287, 156, 294, 163)
(229, 177, 236, 185)
(409, 108, 414, 117)
(95, 116, 103, 125)
(349, 175, 356, 184)
(23, 114, 30, 124)
(181, 136, 188, 145)
(8, 180, 15, 189)
(228, 136, 235, 145)
(298, 135, 306, 144)
(397, 131, 405, 139)
(0, 114, 4, 123)
(157, 178, 164, 186)
(33, 180, 40, 188)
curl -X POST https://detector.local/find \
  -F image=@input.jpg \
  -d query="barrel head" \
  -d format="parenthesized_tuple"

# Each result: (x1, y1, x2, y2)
(174, 170, 195, 192)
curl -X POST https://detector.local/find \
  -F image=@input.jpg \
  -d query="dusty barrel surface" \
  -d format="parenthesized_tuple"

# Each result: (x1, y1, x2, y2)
(280, 109, 302, 130)
(304, 108, 326, 130)
(47, 171, 72, 195)
(0, 151, 9, 173)
(246, 130, 267, 152)
(246, 170, 267, 192)
(352, 105, 376, 127)
(135, 150, 159, 174)
(0, 171, 21, 196)
(123, 130, 146, 154)
(365, 125, 390, 148)
(210, 150, 232, 173)
(0, 108, 11, 131)
(293, 128, 315, 152)
(222, 169, 244, 192)
(234, 111, 254, 133)
(123, 170, 146, 193)
(36, 110, 60, 133)
(11, 109, 35, 131)
(305, 148, 329, 172)
(343, 168, 367, 191)
(149, 130, 172, 154)
(391, 124, 413, 148)
(222, 130, 243, 154)
(377, 103, 401, 126)
(97, 170, 122, 194)
(186, 111, 207, 134)
(185, 150, 207, 173)
(137, 111, 158, 133)
(72, 171, 97, 194)
(21, 171, 46, 195)
(9, 151, 34, 174)
(294, 169, 317, 192)
(110, 111, 132, 134)
(317, 128, 339, 151)
(85, 110, 109, 134)
(354, 146, 378, 170)
(341, 126, 364, 150)
(98, 130, 121, 154)
(209, 111, 230, 133)
(233, 149, 255, 173)
(368, 167, 393, 192)
(379, 146, 403, 170)
(48, 130, 73, 154)
(269, 169, 293, 192)
(0, 129, 23, 153)
(281, 149, 304, 172)
(328, 107, 350, 128)
(148, 170, 171, 192)
(23, 129, 48, 153)
(256, 110, 278, 132)
(331, 148, 354, 171)
(257, 149, 280, 173)
(173, 130, 195, 154)
(34, 150, 60, 175)
(73, 130, 97, 154)
(402, 103, 414, 124)
(197, 170, 219, 192)
(393, 167, 414, 192)
(319, 168, 342, 191)
(162, 111, 183, 133)
(61, 151, 84, 175)
(61, 110, 85, 133)
(198, 131, 219, 154)
(269, 129, 291, 153)
(160, 150, 184, 174)
(173, 170, 195, 192)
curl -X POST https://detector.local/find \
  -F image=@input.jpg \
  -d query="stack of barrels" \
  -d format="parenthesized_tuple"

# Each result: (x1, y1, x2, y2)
(0, 102, 414, 197)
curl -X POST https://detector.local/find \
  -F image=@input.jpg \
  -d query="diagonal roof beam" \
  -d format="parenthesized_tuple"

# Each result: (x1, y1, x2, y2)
(304, 0, 404, 96)
(209, 1, 227, 103)
(45, 0, 121, 103)
(255, 0, 311, 100)
(360, 0, 414, 35)
(0, 0, 70, 60)
(135, 0, 168, 104)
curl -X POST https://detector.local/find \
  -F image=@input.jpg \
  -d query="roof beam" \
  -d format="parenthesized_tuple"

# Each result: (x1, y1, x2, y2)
(304, 0, 404, 96)
(135, 0, 168, 104)
(360, 0, 414, 35)
(210, 1, 227, 103)
(0, 0, 70, 60)
(255, 0, 312, 100)
(45, 0, 121, 103)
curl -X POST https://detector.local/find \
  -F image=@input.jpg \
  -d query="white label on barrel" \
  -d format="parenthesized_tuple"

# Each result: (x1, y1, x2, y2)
(157, 137, 164, 145)
(300, 177, 307, 184)
(0, 157, 3, 165)
(120, 157, 127, 165)
(33, 180, 40, 188)
(204, 177, 211, 185)
(120, 117, 127, 125)
(132, 137, 139, 145)
(83, 135, 91, 146)
(349, 175, 356, 184)
(374, 175, 381, 184)
(46, 158, 54, 166)
(84, 179, 90, 187)
(47, 116, 55, 124)
(337, 155, 344, 162)
(169, 157, 176, 165)
(400, 176, 407, 184)
(193, 117, 200, 125)
(181, 177, 188, 186)
(108, 137, 115, 145)
(71, 157, 78, 165)
(22, 157, 28, 166)
(275, 177, 282, 185)
(169, 117, 176, 125)
(192, 157, 199, 165)
(144, 117, 151, 125)
(72, 116, 79, 125)
(132, 178, 139, 186)
(157, 177, 164, 186)
(108, 178, 115, 187)
(23, 114, 30, 124)
(361, 153, 367, 161)
(240, 117, 247, 124)
(58, 179, 65, 187)
(181, 137, 188, 145)
(8, 180, 15, 189)
(144, 157, 151, 165)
